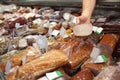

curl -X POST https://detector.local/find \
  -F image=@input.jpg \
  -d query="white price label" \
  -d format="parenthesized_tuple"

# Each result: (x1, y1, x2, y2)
(63, 13, 70, 21)
(51, 30, 60, 37)
(46, 71, 63, 80)
(90, 47, 101, 61)
(15, 23, 20, 29)
(94, 54, 107, 63)
(72, 17, 77, 24)
(60, 27, 66, 37)
(92, 26, 98, 32)
(96, 27, 103, 34)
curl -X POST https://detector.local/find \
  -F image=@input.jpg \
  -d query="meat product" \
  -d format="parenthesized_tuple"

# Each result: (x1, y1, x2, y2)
(17, 50, 67, 80)
(70, 68, 94, 80)
(0, 46, 41, 73)
(94, 66, 120, 80)
(64, 41, 93, 69)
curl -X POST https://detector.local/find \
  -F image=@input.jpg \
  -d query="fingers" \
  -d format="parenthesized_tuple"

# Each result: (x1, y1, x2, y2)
(76, 15, 90, 25)
(76, 16, 81, 25)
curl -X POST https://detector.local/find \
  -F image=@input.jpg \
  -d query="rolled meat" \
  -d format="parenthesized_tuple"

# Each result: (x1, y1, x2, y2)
(70, 68, 94, 80)
(0, 46, 41, 73)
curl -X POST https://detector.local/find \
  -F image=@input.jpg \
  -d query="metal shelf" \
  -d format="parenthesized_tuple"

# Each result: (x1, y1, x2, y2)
(2, 0, 120, 7)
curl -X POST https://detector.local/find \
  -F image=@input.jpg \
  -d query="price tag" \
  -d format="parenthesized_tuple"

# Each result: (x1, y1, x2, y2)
(46, 71, 63, 80)
(63, 34, 69, 38)
(48, 28, 53, 36)
(90, 47, 101, 61)
(15, 23, 20, 29)
(94, 54, 107, 63)
(51, 30, 60, 37)
(49, 22, 57, 28)
(33, 19, 42, 24)
(63, 13, 70, 21)
(72, 17, 77, 24)
(96, 27, 103, 34)
(60, 27, 66, 37)
(92, 26, 98, 32)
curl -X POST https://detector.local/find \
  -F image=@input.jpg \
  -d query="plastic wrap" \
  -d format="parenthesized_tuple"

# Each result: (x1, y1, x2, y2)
(16, 50, 68, 80)
(64, 41, 93, 69)
(70, 68, 94, 80)
(94, 66, 120, 80)
(97, 34, 118, 57)
(5, 66, 19, 80)
(0, 50, 18, 62)
(97, 34, 118, 64)
(0, 46, 42, 73)
(60, 37, 83, 57)
(82, 60, 105, 76)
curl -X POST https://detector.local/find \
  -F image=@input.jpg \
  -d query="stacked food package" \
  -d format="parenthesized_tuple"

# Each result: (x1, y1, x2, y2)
(0, 3, 120, 80)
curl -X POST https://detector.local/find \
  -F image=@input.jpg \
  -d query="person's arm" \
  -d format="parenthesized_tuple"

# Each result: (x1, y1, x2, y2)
(77, 0, 96, 24)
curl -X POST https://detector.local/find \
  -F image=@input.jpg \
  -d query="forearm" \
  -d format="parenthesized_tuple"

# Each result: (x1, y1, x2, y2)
(82, 0, 96, 18)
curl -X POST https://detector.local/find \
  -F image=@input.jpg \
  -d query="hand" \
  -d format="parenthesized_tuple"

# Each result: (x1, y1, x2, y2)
(76, 15, 90, 24)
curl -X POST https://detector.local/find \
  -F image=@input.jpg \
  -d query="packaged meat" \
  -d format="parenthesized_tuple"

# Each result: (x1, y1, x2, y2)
(0, 46, 41, 73)
(5, 66, 19, 80)
(97, 34, 118, 64)
(60, 37, 83, 57)
(16, 50, 68, 80)
(0, 50, 18, 62)
(87, 33, 104, 45)
(6, 70, 17, 80)
(70, 68, 94, 80)
(98, 34, 118, 50)
(64, 41, 93, 69)
(94, 66, 120, 80)
(82, 61, 105, 76)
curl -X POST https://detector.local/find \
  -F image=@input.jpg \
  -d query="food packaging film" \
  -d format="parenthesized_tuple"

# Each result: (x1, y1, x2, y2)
(60, 37, 84, 58)
(94, 66, 120, 80)
(70, 68, 94, 80)
(16, 50, 68, 80)
(97, 34, 118, 57)
(0, 46, 42, 73)
(64, 41, 93, 69)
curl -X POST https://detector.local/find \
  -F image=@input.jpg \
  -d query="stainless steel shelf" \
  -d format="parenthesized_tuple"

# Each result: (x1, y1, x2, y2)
(3, 0, 120, 7)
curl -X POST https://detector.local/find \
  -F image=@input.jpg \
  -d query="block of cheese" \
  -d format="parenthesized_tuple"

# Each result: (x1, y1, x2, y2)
(17, 50, 68, 80)
(70, 68, 94, 80)
(0, 46, 41, 73)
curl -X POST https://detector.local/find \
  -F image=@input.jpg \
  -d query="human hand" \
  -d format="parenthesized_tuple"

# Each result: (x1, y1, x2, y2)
(76, 15, 90, 24)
